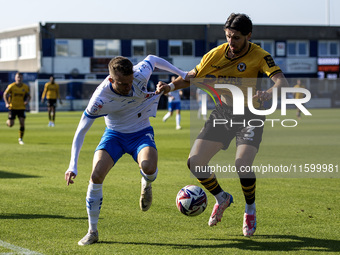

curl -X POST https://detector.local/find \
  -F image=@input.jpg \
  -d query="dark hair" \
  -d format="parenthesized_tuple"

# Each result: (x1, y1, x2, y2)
(224, 13, 252, 35)
(108, 56, 133, 76)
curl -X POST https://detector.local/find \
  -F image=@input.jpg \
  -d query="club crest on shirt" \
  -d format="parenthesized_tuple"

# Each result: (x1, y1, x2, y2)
(237, 62, 246, 72)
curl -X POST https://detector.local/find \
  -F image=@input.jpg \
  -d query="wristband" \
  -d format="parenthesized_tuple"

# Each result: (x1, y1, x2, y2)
(169, 83, 175, 91)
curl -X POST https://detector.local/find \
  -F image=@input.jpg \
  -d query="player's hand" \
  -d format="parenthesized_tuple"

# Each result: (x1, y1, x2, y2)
(156, 81, 170, 95)
(253, 90, 272, 101)
(65, 171, 76, 186)
(183, 70, 195, 81)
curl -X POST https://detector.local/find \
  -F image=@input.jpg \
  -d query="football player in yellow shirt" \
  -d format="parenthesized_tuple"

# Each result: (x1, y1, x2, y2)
(3, 72, 31, 145)
(41, 76, 62, 127)
(293, 79, 305, 119)
(157, 13, 289, 237)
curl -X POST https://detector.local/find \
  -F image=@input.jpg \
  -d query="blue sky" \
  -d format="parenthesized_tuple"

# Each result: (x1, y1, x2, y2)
(1, 0, 339, 31)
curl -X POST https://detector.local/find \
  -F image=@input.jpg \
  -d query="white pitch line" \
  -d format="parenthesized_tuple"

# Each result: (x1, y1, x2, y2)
(0, 240, 43, 255)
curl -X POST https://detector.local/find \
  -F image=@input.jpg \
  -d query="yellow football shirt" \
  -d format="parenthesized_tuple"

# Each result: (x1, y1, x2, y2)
(293, 84, 305, 99)
(195, 42, 282, 108)
(41, 82, 60, 100)
(4, 82, 30, 110)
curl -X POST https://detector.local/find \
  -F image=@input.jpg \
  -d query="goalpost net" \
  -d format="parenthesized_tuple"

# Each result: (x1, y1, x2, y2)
(29, 79, 102, 113)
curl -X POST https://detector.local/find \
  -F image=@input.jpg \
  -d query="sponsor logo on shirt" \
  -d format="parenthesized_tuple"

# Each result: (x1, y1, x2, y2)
(264, 55, 276, 68)
(90, 101, 103, 114)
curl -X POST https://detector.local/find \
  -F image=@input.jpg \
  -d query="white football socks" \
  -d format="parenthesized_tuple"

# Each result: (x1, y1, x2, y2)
(215, 191, 227, 204)
(140, 168, 158, 187)
(245, 202, 256, 214)
(163, 112, 171, 122)
(86, 181, 103, 233)
(176, 114, 181, 127)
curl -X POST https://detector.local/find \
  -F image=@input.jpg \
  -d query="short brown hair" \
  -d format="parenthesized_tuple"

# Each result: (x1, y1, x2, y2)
(108, 56, 133, 76)
(224, 13, 252, 36)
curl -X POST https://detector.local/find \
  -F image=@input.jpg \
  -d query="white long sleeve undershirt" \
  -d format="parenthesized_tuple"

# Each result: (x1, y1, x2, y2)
(145, 55, 187, 80)
(66, 113, 95, 176)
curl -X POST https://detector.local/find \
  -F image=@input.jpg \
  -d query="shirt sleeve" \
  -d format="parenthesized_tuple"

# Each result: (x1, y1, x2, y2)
(41, 84, 48, 99)
(260, 54, 282, 78)
(144, 55, 188, 79)
(66, 113, 95, 175)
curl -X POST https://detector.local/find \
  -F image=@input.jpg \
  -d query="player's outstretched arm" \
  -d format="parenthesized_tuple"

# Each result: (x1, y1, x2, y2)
(65, 112, 95, 185)
(156, 69, 195, 95)
(145, 55, 190, 81)
(253, 72, 288, 101)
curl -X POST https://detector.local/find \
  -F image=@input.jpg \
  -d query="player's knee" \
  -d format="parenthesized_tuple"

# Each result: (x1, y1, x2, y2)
(187, 158, 191, 170)
(7, 120, 14, 127)
(187, 157, 212, 179)
(187, 155, 205, 169)
(90, 171, 105, 184)
(187, 156, 201, 173)
(235, 158, 251, 169)
(140, 159, 157, 175)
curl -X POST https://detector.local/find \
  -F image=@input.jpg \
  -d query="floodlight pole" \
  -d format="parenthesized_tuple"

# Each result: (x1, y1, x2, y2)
(326, 0, 330, 26)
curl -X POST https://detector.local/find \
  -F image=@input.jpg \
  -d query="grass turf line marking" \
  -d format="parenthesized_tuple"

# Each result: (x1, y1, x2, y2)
(0, 240, 43, 255)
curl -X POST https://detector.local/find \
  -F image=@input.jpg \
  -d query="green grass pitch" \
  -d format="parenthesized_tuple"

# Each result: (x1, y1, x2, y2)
(0, 109, 339, 254)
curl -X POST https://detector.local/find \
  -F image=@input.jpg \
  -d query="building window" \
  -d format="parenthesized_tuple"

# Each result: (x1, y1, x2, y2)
(287, 41, 309, 56)
(169, 40, 193, 56)
(132, 40, 157, 56)
(55, 39, 82, 57)
(318, 41, 339, 57)
(94, 40, 120, 57)
(0, 37, 17, 61)
(252, 40, 275, 56)
(18, 35, 36, 59)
